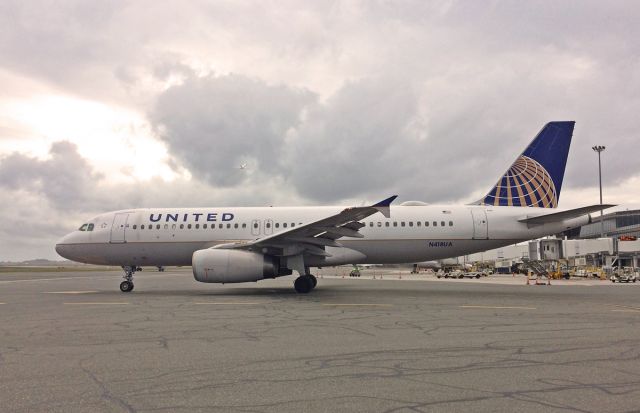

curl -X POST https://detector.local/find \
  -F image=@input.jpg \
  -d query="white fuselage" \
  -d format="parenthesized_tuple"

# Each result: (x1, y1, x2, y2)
(55, 205, 589, 267)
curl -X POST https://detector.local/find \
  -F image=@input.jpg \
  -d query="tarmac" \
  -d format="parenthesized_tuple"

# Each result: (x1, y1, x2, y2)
(1, 268, 640, 413)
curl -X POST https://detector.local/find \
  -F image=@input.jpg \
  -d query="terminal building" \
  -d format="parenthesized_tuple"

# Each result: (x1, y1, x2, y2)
(563, 208, 640, 239)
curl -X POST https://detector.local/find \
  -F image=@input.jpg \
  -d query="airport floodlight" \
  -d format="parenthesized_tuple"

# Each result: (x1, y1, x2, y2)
(592, 145, 606, 238)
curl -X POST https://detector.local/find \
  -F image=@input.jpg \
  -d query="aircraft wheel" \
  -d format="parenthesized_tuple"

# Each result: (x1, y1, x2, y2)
(120, 281, 134, 292)
(294, 276, 313, 294)
(475, 274, 481, 279)
(308, 274, 317, 288)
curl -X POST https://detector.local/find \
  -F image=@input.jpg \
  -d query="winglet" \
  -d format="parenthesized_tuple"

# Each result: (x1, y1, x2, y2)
(373, 195, 398, 218)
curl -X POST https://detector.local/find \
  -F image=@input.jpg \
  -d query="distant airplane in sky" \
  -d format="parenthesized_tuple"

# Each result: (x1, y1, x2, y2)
(56, 121, 613, 293)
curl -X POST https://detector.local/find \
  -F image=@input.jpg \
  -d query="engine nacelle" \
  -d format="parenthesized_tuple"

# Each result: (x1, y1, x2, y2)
(192, 249, 279, 283)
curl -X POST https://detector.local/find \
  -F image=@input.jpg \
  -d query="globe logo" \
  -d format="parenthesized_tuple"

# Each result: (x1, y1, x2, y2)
(485, 155, 558, 207)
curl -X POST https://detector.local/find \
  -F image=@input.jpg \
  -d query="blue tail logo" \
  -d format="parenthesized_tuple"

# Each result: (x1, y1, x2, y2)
(480, 121, 574, 208)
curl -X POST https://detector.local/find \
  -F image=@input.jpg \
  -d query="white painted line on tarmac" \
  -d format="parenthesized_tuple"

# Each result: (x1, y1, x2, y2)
(43, 291, 98, 294)
(460, 305, 537, 310)
(63, 302, 129, 305)
(322, 303, 394, 307)
(611, 309, 640, 313)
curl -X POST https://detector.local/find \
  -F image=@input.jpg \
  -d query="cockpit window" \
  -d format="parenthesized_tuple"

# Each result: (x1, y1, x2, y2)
(79, 224, 88, 231)
(87, 223, 95, 231)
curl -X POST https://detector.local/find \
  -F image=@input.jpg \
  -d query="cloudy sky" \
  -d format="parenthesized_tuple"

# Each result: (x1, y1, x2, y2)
(1, 1, 639, 260)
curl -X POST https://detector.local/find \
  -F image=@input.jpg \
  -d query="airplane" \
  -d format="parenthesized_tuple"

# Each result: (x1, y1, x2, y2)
(55, 121, 614, 293)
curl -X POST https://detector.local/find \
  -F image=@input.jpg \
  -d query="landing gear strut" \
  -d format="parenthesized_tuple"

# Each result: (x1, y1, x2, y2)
(294, 274, 317, 294)
(120, 266, 135, 292)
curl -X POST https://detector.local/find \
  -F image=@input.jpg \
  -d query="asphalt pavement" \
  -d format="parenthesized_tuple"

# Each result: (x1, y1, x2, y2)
(1, 268, 640, 412)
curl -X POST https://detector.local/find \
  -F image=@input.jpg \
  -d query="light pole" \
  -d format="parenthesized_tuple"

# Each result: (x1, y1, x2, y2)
(592, 145, 606, 238)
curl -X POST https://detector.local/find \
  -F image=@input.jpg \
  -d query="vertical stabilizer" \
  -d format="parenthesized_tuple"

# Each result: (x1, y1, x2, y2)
(479, 121, 574, 208)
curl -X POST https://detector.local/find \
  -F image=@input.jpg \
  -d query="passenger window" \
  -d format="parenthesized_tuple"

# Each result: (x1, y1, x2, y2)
(187, 224, 192, 229)
(433, 221, 437, 227)
(417, 222, 421, 227)
(441, 221, 445, 227)
(149, 225, 153, 230)
(449, 221, 453, 226)
(79, 224, 88, 231)
(164, 224, 168, 229)
(141, 224, 145, 230)
(393, 222, 397, 227)
(156, 224, 160, 229)
(369, 222, 373, 227)
(409, 222, 413, 227)
(401, 222, 405, 227)
(234, 223, 238, 229)
(254, 223, 258, 228)
(266, 223, 271, 229)
(203, 224, 208, 229)
(425, 221, 429, 227)
(275, 223, 279, 228)
(226, 223, 231, 229)
(219, 224, 223, 229)
(133, 225, 137, 230)
(377, 222, 382, 227)
(172, 224, 176, 229)
(242, 223, 247, 228)
(283, 223, 288, 228)
(195, 224, 199, 229)
(179, 224, 184, 229)
(292, 223, 295, 227)
(385, 222, 389, 227)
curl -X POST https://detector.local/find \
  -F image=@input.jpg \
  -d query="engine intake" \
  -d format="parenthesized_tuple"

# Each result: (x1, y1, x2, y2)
(192, 249, 279, 283)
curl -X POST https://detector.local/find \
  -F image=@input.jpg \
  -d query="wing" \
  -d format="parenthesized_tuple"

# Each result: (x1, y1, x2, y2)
(212, 195, 398, 257)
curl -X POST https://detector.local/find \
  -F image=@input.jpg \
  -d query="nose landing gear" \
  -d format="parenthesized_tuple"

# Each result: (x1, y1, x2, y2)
(120, 266, 136, 292)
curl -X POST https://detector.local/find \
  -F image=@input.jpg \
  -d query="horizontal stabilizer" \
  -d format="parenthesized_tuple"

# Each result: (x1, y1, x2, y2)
(518, 204, 616, 225)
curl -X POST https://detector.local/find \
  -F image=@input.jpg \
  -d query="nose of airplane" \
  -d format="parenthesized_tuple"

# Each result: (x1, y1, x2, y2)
(55, 235, 71, 260)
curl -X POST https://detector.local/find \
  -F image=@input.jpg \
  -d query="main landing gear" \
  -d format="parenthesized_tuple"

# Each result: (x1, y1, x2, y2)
(294, 274, 317, 294)
(120, 266, 136, 292)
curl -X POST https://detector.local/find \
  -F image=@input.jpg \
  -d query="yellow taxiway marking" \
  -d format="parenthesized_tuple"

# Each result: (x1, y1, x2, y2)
(194, 302, 267, 305)
(460, 305, 537, 310)
(608, 304, 640, 313)
(63, 302, 129, 305)
(0, 276, 93, 284)
(44, 291, 98, 294)
(322, 303, 394, 307)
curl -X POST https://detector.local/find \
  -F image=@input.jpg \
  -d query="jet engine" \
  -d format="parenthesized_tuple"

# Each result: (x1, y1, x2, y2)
(192, 249, 282, 283)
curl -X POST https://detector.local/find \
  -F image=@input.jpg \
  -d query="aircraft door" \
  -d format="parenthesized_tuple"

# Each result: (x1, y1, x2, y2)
(110, 213, 130, 243)
(264, 219, 273, 235)
(470, 208, 489, 240)
(251, 219, 260, 236)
